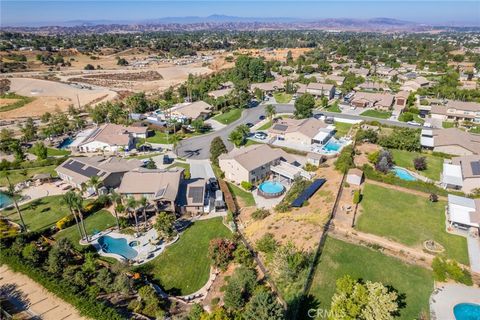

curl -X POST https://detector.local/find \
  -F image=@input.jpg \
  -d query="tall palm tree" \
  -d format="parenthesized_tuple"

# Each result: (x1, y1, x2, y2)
(265, 104, 276, 122)
(62, 191, 84, 239)
(126, 197, 139, 234)
(109, 191, 121, 230)
(74, 192, 88, 241)
(138, 196, 148, 231)
(87, 176, 101, 195)
(2, 170, 26, 232)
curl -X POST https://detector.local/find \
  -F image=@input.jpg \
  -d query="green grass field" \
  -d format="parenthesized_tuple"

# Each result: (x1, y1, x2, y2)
(309, 237, 433, 320)
(273, 93, 292, 103)
(227, 182, 256, 206)
(442, 121, 455, 129)
(325, 103, 342, 113)
(360, 109, 392, 119)
(1, 195, 70, 232)
(334, 122, 353, 138)
(55, 209, 116, 249)
(167, 162, 191, 178)
(391, 149, 444, 181)
(356, 183, 469, 264)
(146, 131, 177, 144)
(46, 147, 71, 157)
(0, 165, 57, 188)
(0, 93, 34, 112)
(258, 120, 273, 130)
(213, 108, 242, 125)
(136, 218, 231, 295)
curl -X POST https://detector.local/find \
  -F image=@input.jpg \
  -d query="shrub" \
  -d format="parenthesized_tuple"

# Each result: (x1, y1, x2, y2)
(256, 233, 277, 255)
(356, 129, 378, 143)
(367, 150, 380, 164)
(56, 214, 75, 230)
(303, 163, 318, 172)
(375, 149, 393, 173)
(208, 238, 236, 270)
(429, 193, 439, 202)
(251, 208, 270, 221)
(353, 190, 361, 204)
(241, 181, 253, 191)
(334, 145, 355, 173)
(413, 156, 427, 171)
(432, 257, 472, 285)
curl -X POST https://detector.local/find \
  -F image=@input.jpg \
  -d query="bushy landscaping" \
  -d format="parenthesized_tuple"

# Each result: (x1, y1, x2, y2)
(356, 183, 469, 264)
(308, 237, 433, 320)
(136, 218, 231, 295)
(390, 149, 444, 180)
(213, 108, 242, 125)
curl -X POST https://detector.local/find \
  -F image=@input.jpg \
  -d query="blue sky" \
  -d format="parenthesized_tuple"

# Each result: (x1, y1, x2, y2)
(1, 1, 479, 27)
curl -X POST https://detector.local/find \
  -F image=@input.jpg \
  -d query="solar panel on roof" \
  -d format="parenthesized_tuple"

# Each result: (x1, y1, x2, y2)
(291, 179, 326, 208)
(272, 124, 288, 132)
(188, 186, 204, 203)
(471, 161, 480, 176)
(63, 160, 101, 177)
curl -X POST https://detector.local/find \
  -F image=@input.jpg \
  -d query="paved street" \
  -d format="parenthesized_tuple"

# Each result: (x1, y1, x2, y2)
(176, 102, 429, 160)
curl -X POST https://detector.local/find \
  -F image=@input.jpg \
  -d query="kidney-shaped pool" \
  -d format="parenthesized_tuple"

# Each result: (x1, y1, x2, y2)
(98, 235, 138, 260)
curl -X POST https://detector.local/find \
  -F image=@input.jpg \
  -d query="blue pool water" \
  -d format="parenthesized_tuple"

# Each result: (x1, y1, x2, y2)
(322, 140, 343, 152)
(392, 167, 417, 181)
(454, 303, 480, 320)
(98, 235, 138, 260)
(0, 192, 13, 209)
(259, 181, 285, 195)
(58, 137, 73, 149)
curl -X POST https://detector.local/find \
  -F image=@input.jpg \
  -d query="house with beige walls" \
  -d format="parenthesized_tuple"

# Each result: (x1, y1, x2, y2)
(421, 128, 480, 156)
(441, 155, 480, 194)
(268, 118, 335, 146)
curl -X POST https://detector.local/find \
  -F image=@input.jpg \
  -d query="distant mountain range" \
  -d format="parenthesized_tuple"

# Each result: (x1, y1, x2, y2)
(1, 16, 475, 34)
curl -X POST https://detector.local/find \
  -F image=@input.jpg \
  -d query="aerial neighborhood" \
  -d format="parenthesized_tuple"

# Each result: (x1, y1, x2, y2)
(1, 13, 480, 320)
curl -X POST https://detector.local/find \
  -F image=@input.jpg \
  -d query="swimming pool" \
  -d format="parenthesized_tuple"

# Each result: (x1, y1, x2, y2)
(453, 303, 480, 320)
(322, 139, 343, 152)
(58, 137, 73, 149)
(98, 235, 138, 260)
(392, 167, 417, 181)
(258, 181, 285, 198)
(0, 192, 13, 209)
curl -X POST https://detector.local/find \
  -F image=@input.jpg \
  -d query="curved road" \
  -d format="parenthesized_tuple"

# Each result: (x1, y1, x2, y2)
(176, 102, 428, 160)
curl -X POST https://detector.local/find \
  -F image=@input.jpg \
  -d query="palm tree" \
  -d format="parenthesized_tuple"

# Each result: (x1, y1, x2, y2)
(87, 176, 101, 195)
(62, 191, 84, 239)
(138, 196, 148, 231)
(109, 191, 121, 230)
(126, 197, 139, 234)
(74, 192, 88, 241)
(2, 170, 26, 232)
(265, 104, 276, 122)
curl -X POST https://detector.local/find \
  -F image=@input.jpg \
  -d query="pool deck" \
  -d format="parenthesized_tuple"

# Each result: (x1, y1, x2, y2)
(430, 283, 480, 320)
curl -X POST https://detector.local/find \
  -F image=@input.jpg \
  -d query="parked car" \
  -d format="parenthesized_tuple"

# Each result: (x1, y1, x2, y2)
(209, 177, 219, 191)
(259, 115, 266, 120)
(163, 155, 172, 164)
(313, 113, 324, 119)
(325, 116, 335, 124)
(423, 122, 433, 128)
(407, 121, 421, 126)
(245, 122, 254, 128)
(254, 132, 267, 140)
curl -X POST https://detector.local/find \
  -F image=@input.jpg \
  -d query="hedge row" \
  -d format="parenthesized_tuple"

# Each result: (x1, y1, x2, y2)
(0, 249, 126, 320)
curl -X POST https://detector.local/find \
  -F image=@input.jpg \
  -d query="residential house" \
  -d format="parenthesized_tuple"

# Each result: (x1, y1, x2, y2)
(73, 124, 148, 153)
(446, 194, 480, 231)
(177, 178, 207, 215)
(349, 67, 370, 78)
(325, 75, 345, 86)
(304, 83, 336, 99)
(421, 128, 480, 155)
(117, 168, 190, 213)
(375, 66, 398, 79)
(219, 144, 301, 184)
(268, 118, 335, 146)
(430, 100, 480, 123)
(441, 155, 480, 194)
(56, 156, 142, 191)
(208, 88, 233, 99)
(394, 91, 410, 110)
(350, 92, 395, 110)
(356, 82, 391, 92)
(169, 101, 214, 121)
(401, 76, 430, 92)
(250, 81, 284, 95)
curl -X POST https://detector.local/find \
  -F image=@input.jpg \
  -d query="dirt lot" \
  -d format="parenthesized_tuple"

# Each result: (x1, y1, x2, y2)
(0, 98, 20, 107)
(237, 48, 312, 62)
(0, 96, 73, 119)
(239, 159, 343, 251)
(355, 142, 380, 167)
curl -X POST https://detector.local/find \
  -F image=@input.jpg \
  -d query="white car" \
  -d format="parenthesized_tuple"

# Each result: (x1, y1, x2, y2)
(254, 132, 267, 140)
(423, 122, 433, 128)
(407, 121, 421, 126)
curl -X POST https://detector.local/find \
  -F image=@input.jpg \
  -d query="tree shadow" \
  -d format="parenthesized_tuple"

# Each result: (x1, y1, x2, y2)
(289, 294, 321, 320)
(0, 283, 31, 313)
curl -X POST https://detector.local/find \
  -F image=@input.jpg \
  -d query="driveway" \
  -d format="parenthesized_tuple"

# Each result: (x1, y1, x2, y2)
(176, 103, 295, 159)
(187, 159, 215, 179)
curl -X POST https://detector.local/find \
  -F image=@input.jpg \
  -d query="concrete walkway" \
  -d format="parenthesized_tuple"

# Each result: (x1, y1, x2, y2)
(186, 159, 215, 179)
(0, 265, 86, 320)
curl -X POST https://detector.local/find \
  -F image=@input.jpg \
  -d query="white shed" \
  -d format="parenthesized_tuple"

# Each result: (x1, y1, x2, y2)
(346, 168, 364, 186)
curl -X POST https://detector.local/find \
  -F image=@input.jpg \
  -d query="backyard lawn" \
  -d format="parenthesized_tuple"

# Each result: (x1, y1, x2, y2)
(146, 131, 176, 144)
(325, 103, 342, 113)
(55, 209, 116, 250)
(258, 120, 273, 130)
(334, 121, 353, 138)
(227, 182, 256, 207)
(391, 149, 444, 181)
(273, 93, 292, 104)
(1, 195, 70, 232)
(360, 109, 392, 119)
(309, 236, 433, 320)
(136, 218, 231, 295)
(46, 147, 71, 157)
(0, 165, 57, 187)
(167, 162, 191, 179)
(213, 108, 242, 125)
(356, 183, 469, 264)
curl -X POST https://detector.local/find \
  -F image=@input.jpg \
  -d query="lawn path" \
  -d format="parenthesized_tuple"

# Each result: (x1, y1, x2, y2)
(365, 179, 447, 201)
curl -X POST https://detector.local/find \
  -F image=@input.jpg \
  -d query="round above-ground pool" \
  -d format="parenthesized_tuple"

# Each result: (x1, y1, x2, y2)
(258, 181, 285, 198)
(98, 235, 138, 260)
(454, 303, 480, 320)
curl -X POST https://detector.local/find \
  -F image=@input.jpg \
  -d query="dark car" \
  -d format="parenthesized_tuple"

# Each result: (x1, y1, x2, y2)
(209, 177, 219, 191)
(245, 122, 254, 128)
(162, 154, 171, 165)
(259, 115, 266, 120)
(313, 113, 324, 119)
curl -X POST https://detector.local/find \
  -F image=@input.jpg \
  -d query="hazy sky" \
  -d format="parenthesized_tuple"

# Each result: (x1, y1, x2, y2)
(1, 1, 480, 26)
